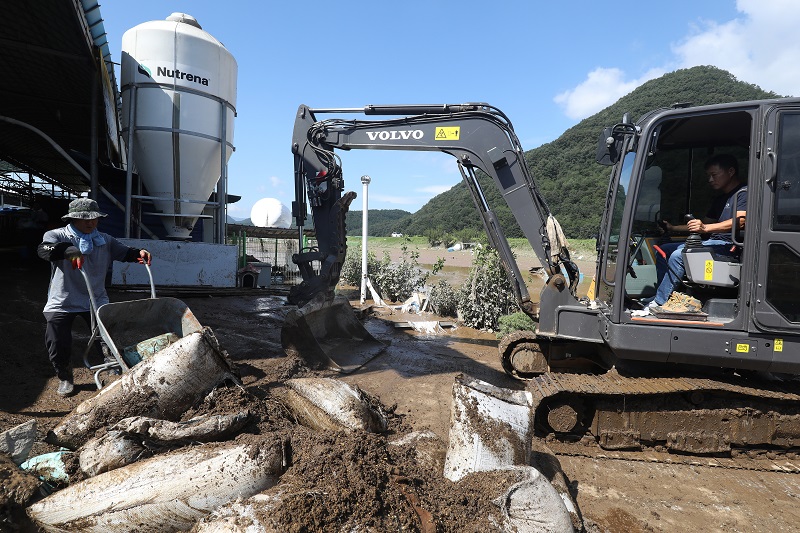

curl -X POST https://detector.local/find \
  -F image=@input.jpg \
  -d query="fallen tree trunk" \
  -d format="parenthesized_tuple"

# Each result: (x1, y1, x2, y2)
(28, 439, 285, 533)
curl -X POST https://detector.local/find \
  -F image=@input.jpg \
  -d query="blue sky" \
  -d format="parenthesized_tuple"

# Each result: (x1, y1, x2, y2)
(98, 1, 794, 220)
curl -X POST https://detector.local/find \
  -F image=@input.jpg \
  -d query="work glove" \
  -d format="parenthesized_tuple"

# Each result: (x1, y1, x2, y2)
(137, 249, 152, 265)
(64, 246, 84, 270)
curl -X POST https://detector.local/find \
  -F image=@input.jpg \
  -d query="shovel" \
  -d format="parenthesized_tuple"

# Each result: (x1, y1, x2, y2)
(281, 294, 387, 373)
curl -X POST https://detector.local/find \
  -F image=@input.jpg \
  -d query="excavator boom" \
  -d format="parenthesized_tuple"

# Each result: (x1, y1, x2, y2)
(288, 103, 578, 312)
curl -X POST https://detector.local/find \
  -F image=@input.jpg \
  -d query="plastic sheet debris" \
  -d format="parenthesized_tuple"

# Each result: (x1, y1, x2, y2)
(400, 292, 430, 314)
(122, 331, 180, 366)
(0, 419, 37, 465)
(283, 377, 388, 433)
(46, 329, 238, 450)
(27, 440, 285, 533)
(21, 451, 72, 486)
(443, 374, 534, 481)
(407, 321, 445, 335)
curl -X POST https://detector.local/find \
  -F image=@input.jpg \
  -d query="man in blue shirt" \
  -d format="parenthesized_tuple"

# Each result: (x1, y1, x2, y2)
(649, 154, 747, 312)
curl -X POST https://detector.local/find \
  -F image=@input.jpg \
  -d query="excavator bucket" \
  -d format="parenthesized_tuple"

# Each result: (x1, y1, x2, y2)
(281, 294, 387, 373)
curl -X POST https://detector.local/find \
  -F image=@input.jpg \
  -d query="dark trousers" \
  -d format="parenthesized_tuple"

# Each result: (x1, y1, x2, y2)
(43, 311, 100, 381)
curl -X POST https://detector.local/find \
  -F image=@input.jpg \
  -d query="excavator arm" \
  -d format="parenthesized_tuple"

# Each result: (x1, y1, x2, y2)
(289, 103, 579, 314)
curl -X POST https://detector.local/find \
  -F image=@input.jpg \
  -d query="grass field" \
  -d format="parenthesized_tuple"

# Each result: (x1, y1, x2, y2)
(346, 235, 597, 262)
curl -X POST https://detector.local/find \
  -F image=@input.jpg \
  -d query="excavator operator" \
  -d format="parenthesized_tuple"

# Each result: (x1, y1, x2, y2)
(645, 153, 747, 314)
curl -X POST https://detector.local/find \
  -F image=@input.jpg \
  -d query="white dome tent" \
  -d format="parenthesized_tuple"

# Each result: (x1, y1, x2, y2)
(250, 198, 291, 228)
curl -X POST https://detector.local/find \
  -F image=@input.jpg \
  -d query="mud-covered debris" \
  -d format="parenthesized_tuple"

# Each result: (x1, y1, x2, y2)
(0, 420, 37, 466)
(283, 377, 388, 433)
(0, 452, 41, 528)
(492, 466, 575, 532)
(28, 438, 285, 532)
(78, 412, 250, 477)
(46, 329, 238, 450)
(444, 373, 533, 481)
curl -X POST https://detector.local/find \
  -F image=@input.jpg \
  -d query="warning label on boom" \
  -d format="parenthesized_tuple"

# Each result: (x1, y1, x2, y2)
(435, 127, 460, 140)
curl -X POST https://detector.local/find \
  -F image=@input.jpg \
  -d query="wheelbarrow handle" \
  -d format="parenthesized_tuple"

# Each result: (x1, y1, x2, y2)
(144, 262, 156, 299)
(78, 267, 99, 334)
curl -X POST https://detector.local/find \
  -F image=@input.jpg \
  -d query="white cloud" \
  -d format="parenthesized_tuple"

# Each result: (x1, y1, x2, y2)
(556, 1, 800, 121)
(417, 185, 453, 195)
(269, 176, 283, 188)
(672, 0, 800, 96)
(554, 67, 664, 120)
(371, 194, 419, 205)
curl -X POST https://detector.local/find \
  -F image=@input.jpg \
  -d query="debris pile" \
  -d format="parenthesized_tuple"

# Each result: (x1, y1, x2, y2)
(2, 326, 578, 532)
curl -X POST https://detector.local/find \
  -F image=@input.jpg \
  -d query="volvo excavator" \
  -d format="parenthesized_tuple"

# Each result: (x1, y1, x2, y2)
(282, 101, 800, 460)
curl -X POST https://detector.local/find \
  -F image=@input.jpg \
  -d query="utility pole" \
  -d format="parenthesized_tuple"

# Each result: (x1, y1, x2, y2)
(360, 175, 371, 304)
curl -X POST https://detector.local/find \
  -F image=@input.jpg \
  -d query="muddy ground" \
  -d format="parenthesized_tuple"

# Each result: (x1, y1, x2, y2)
(2, 249, 800, 532)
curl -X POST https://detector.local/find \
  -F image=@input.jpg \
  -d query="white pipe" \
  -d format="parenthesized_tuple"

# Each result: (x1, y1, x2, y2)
(360, 175, 371, 304)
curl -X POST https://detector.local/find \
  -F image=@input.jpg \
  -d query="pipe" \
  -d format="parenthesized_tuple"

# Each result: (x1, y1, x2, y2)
(360, 175, 371, 304)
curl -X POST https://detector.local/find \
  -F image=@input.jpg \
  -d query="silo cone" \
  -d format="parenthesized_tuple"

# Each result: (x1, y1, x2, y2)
(121, 13, 237, 239)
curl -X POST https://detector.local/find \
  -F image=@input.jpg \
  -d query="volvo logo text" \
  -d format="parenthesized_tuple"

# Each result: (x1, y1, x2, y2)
(366, 130, 424, 141)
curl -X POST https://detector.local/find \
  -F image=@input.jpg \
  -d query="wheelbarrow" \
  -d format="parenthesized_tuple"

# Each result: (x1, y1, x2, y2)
(79, 263, 203, 389)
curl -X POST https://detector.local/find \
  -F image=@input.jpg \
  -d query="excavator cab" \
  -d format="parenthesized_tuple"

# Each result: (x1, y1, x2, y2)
(595, 99, 800, 370)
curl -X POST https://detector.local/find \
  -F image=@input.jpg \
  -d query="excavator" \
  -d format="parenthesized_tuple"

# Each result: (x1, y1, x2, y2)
(282, 101, 800, 459)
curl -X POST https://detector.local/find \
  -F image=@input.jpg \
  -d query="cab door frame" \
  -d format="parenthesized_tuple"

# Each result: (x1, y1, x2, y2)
(752, 104, 800, 336)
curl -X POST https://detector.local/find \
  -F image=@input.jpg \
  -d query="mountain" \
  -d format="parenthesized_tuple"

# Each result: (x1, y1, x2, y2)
(397, 66, 783, 239)
(345, 209, 412, 237)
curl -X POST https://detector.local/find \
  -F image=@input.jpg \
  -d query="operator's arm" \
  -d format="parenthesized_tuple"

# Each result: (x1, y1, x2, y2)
(687, 211, 746, 233)
(662, 216, 716, 233)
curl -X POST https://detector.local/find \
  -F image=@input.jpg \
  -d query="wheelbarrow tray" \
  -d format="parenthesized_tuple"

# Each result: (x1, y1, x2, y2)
(95, 297, 203, 370)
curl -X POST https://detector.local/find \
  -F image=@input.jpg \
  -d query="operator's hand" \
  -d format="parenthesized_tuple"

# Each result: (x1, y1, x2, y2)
(64, 246, 84, 270)
(687, 218, 704, 233)
(137, 249, 152, 265)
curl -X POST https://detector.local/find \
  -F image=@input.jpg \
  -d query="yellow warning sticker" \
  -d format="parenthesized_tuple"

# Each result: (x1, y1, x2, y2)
(775, 339, 784, 352)
(735, 343, 750, 353)
(704, 260, 714, 281)
(435, 127, 460, 140)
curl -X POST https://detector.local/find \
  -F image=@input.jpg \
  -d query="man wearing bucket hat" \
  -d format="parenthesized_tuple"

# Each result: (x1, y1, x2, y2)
(37, 198, 152, 397)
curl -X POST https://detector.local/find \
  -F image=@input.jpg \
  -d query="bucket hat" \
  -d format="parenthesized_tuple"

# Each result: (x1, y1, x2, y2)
(61, 198, 108, 221)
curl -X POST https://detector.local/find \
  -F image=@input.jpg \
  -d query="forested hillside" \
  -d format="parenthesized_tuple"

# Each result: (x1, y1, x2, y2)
(345, 209, 412, 236)
(353, 66, 781, 239)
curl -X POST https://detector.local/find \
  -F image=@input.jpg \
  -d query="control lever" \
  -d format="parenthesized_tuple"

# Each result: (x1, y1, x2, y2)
(684, 214, 703, 248)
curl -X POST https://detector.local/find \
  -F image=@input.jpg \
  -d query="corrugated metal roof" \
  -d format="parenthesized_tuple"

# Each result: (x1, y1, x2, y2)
(0, 0, 121, 199)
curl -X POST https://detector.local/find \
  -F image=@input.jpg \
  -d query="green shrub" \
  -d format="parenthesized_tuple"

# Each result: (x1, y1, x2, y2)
(497, 312, 536, 338)
(429, 280, 458, 317)
(456, 247, 518, 331)
(372, 244, 429, 302)
(339, 247, 380, 287)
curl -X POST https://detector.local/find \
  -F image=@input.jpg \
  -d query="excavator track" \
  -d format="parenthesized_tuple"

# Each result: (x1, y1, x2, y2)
(544, 438, 800, 473)
(528, 370, 800, 469)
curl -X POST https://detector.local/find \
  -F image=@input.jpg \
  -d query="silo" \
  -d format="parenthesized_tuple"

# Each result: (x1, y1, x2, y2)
(120, 13, 237, 240)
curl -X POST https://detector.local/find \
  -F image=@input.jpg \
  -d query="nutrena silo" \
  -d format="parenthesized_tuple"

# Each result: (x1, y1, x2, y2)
(120, 13, 237, 240)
